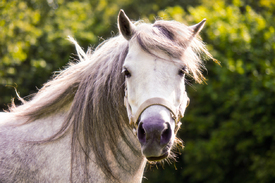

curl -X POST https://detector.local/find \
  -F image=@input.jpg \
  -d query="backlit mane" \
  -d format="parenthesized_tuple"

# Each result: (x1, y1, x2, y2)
(8, 19, 213, 181)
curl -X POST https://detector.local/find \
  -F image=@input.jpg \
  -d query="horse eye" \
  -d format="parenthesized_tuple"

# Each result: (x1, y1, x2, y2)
(122, 68, 131, 78)
(178, 66, 187, 77)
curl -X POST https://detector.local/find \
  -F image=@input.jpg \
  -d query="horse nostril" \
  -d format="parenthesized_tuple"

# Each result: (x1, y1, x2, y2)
(160, 122, 172, 145)
(137, 122, 146, 145)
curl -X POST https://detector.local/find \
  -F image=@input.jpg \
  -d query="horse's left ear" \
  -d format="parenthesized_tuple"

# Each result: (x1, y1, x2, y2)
(189, 19, 206, 36)
(118, 9, 136, 40)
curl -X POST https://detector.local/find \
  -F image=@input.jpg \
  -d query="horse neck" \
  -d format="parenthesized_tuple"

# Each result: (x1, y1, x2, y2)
(2, 109, 69, 142)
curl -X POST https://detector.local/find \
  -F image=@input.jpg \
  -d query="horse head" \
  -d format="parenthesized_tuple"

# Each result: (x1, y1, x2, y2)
(118, 10, 206, 161)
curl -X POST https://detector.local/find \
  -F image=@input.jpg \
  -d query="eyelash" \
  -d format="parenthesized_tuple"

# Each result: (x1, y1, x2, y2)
(178, 66, 187, 77)
(122, 68, 131, 78)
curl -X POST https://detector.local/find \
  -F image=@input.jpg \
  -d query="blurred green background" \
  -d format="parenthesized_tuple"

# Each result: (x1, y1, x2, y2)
(0, 0, 274, 182)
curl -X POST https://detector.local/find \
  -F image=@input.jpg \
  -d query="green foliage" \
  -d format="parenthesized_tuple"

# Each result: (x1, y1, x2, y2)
(0, 0, 126, 108)
(0, 0, 43, 106)
(186, 1, 275, 182)
(0, 0, 274, 182)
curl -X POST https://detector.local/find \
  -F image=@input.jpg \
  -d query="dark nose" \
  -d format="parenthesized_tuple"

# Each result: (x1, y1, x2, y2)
(137, 118, 172, 158)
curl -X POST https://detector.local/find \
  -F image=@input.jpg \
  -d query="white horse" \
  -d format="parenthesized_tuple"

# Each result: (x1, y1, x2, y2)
(0, 10, 214, 182)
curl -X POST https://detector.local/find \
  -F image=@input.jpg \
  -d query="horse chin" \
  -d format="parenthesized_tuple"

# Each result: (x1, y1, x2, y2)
(146, 151, 169, 161)
(144, 143, 172, 162)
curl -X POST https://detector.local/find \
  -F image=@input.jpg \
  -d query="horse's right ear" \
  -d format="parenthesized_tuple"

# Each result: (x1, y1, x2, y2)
(118, 9, 135, 40)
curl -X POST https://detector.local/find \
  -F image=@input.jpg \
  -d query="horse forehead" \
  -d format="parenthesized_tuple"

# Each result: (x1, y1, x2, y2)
(125, 42, 183, 96)
(125, 41, 174, 70)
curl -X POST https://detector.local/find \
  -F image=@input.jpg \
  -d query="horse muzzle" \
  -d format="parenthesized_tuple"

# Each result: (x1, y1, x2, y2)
(137, 112, 174, 161)
(124, 96, 186, 161)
